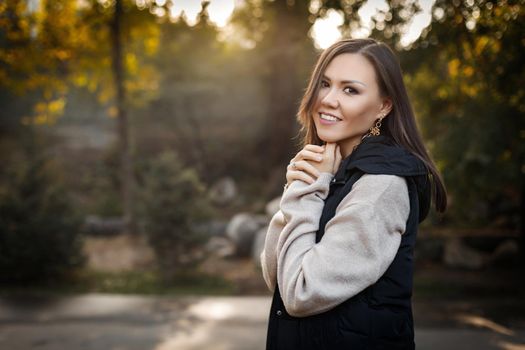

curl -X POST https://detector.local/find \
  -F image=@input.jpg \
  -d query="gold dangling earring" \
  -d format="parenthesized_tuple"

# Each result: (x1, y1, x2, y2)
(369, 114, 384, 136)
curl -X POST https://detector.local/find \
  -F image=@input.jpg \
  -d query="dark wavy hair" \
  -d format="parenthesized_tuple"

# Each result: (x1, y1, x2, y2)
(296, 38, 447, 213)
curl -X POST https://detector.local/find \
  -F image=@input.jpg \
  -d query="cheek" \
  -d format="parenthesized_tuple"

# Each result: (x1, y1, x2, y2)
(313, 95, 323, 111)
(341, 96, 376, 119)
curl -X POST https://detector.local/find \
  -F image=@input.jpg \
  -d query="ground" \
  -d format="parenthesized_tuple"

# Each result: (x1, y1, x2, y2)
(0, 235, 523, 349)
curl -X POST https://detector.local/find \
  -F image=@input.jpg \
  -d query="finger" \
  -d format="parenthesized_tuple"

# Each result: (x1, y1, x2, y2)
(325, 142, 337, 155)
(334, 145, 342, 172)
(335, 145, 342, 163)
(298, 160, 321, 178)
(298, 149, 323, 162)
(288, 160, 321, 178)
(304, 144, 325, 153)
(290, 170, 316, 185)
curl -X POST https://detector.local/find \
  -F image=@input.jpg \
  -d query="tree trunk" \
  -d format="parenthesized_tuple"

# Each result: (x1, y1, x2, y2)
(111, 0, 134, 232)
(518, 138, 525, 266)
(259, 1, 311, 169)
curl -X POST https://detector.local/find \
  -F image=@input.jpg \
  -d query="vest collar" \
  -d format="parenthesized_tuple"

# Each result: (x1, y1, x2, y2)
(333, 135, 428, 180)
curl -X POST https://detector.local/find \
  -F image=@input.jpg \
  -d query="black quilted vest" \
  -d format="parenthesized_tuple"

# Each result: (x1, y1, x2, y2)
(265, 135, 431, 350)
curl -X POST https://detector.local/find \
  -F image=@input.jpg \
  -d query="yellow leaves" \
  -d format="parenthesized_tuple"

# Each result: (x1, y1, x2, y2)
(475, 36, 490, 55)
(30, 97, 66, 125)
(462, 41, 473, 60)
(144, 36, 159, 56)
(437, 87, 448, 99)
(447, 59, 477, 96)
(87, 76, 99, 93)
(462, 65, 474, 77)
(473, 35, 501, 57)
(97, 85, 114, 104)
(460, 83, 479, 97)
(54, 49, 71, 61)
(126, 53, 138, 74)
(108, 106, 118, 118)
(72, 73, 88, 87)
(448, 58, 460, 78)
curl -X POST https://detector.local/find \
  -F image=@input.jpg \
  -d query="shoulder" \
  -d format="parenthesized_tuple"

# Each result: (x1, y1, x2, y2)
(340, 173, 409, 209)
(329, 173, 411, 234)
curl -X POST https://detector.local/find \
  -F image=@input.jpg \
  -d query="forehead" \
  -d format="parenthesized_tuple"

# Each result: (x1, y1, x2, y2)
(324, 53, 377, 87)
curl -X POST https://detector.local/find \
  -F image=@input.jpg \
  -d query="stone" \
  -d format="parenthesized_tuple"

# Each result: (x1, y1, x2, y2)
(443, 237, 489, 270)
(209, 177, 237, 206)
(205, 236, 236, 258)
(487, 239, 520, 267)
(226, 213, 267, 257)
(252, 226, 268, 267)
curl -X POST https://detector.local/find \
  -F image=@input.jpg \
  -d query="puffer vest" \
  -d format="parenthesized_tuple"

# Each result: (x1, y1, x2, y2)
(265, 135, 431, 350)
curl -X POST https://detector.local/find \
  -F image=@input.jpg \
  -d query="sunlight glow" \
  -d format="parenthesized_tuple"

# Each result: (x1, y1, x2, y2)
(168, 1, 201, 26)
(166, 0, 234, 27)
(400, 0, 436, 47)
(310, 0, 436, 49)
(355, 0, 389, 38)
(157, 0, 436, 48)
(207, 0, 235, 27)
(310, 9, 344, 49)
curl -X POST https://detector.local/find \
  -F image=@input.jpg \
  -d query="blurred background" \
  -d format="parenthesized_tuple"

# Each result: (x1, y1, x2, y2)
(0, 0, 524, 349)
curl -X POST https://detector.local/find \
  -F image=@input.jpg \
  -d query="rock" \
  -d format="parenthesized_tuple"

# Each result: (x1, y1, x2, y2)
(265, 197, 281, 217)
(226, 213, 268, 257)
(487, 239, 520, 267)
(209, 177, 237, 206)
(191, 220, 228, 237)
(83, 215, 126, 236)
(205, 236, 236, 258)
(252, 226, 268, 267)
(443, 237, 489, 270)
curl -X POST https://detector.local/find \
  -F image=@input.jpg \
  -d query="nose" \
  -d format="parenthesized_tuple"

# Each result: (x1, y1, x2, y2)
(320, 88, 339, 108)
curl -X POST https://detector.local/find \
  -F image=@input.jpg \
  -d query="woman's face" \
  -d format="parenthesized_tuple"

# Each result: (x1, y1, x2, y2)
(312, 53, 391, 158)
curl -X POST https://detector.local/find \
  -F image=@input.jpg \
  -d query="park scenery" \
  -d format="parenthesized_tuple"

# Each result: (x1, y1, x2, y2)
(0, 0, 524, 349)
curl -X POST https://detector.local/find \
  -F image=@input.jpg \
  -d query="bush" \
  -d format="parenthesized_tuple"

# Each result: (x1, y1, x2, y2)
(0, 142, 85, 285)
(138, 151, 214, 285)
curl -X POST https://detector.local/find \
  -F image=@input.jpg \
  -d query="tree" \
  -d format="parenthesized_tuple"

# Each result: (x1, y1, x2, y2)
(139, 151, 213, 284)
(399, 0, 524, 231)
(0, 132, 85, 284)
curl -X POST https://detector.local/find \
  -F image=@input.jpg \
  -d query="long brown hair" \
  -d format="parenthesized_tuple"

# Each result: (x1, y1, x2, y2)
(297, 38, 447, 213)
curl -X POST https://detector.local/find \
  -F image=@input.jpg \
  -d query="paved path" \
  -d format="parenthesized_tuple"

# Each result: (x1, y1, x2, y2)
(0, 294, 524, 350)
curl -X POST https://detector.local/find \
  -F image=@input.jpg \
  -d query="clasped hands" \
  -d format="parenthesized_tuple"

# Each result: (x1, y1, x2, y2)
(285, 142, 342, 187)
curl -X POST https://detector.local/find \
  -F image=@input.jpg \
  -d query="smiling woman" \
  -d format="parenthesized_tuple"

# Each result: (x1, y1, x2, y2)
(260, 38, 447, 350)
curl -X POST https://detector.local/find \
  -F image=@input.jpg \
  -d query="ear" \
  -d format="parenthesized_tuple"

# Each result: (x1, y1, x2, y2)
(380, 97, 393, 117)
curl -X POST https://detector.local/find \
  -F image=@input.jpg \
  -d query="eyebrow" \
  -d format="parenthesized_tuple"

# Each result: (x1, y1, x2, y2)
(322, 75, 367, 87)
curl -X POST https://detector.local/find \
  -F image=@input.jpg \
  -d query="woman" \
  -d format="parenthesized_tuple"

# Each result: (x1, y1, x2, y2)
(260, 38, 447, 350)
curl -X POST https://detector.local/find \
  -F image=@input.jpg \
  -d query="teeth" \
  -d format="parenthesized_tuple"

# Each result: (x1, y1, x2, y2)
(320, 113, 339, 122)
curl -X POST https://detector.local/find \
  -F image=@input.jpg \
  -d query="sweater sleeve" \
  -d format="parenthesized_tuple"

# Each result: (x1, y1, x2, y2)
(260, 173, 333, 293)
(260, 208, 285, 292)
(274, 173, 410, 317)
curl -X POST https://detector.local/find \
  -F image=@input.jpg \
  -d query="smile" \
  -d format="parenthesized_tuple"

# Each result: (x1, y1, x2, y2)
(319, 113, 342, 123)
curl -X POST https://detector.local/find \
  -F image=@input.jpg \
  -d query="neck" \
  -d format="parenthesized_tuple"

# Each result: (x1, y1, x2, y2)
(340, 134, 367, 158)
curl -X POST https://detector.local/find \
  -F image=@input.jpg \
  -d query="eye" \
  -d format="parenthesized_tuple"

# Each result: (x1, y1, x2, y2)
(344, 86, 357, 94)
(320, 80, 329, 88)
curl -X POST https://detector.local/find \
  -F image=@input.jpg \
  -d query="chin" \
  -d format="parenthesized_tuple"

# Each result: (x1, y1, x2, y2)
(316, 131, 341, 144)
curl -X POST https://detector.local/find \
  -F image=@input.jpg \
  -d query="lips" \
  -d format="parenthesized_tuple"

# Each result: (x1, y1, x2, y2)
(319, 112, 342, 122)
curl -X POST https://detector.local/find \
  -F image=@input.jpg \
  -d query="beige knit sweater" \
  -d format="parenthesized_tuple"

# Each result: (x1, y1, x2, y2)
(260, 172, 410, 317)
